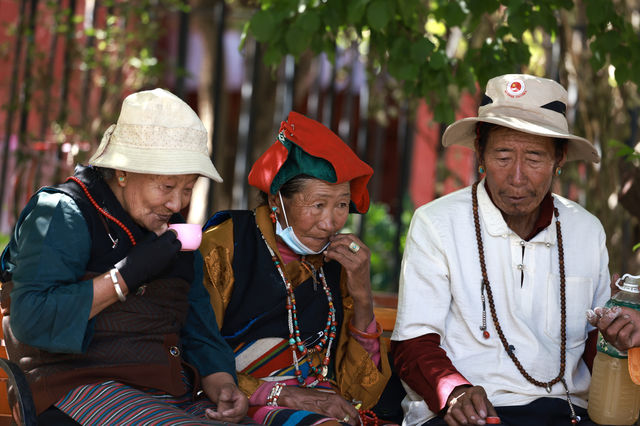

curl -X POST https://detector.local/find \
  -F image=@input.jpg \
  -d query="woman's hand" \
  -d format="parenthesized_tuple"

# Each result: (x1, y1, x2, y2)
(587, 306, 640, 351)
(278, 386, 359, 425)
(444, 385, 498, 426)
(324, 234, 374, 329)
(115, 231, 182, 294)
(201, 372, 249, 423)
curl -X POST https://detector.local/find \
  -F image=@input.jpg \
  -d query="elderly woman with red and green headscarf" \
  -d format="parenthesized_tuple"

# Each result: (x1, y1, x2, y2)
(200, 112, 391, 425)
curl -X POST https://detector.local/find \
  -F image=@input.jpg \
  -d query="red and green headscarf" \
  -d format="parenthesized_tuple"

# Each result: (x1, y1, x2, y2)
(248, 111, 374, 213)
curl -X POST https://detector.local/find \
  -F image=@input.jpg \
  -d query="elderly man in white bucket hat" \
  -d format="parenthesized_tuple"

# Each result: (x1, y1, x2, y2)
(1, 88, 248, 424)
(391, 74, 609, 426)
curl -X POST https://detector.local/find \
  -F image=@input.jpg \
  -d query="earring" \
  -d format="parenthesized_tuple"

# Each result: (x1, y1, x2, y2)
(118, 176, 125, 183)
(478, 165, 485, 174)
(270, 206, 277, 223)
(555, 167, 562, 176)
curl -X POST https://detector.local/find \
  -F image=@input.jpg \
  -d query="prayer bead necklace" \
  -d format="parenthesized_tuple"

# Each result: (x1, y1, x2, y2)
(66, 176, 136, 246)
(259, 230, 337, 387)
(472, 181, 578, 424)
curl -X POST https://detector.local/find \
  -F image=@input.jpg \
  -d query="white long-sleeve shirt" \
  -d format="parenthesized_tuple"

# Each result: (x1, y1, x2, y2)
(392, 179, 610, 425)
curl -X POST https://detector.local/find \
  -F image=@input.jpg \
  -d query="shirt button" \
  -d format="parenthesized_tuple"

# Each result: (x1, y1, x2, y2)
(517, 264, 524, 270)
(545, 242, 551, 248)
(520, 240, 526, 246)
(169, 346, 181, 357)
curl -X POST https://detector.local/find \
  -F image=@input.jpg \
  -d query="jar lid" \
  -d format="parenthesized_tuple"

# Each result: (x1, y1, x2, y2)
(617, 274, 640, 293)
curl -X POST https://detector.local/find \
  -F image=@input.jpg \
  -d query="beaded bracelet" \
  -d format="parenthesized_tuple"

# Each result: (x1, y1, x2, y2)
(109, 268, 126, 302)
(348, 320, 382, 339)
(266, 382, 285, 406)
(358, 408, 379, 426)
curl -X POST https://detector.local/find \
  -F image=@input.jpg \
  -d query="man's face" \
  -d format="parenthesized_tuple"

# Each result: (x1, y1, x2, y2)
(482, 127, 561, 218)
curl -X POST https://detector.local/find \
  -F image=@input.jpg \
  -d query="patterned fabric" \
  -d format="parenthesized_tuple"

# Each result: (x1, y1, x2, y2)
(56, 381, 221, 425)
(252, 406, 345, 425)
(235, 337, 333, 383)
(235, 338, 295, 378)
(55, 371, 253, 426)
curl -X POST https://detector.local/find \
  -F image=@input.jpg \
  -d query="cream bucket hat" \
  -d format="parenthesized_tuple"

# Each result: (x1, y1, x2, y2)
(442, 74, 600, 163)
(89, 88, 223, 181)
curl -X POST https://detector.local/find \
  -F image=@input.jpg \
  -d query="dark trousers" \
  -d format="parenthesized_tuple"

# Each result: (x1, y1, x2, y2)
(424, 397, 597, 426)
(37, 406, 81, 425)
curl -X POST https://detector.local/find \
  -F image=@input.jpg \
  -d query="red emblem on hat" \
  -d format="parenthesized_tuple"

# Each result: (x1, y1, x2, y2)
(505, 78, 526, 98)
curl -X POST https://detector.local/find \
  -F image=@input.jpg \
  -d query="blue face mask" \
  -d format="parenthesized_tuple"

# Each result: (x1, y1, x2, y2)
(275, 192, 330, 255)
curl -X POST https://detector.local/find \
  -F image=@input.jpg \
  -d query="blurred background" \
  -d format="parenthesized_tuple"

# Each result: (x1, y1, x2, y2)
(1, 0, 640, 297)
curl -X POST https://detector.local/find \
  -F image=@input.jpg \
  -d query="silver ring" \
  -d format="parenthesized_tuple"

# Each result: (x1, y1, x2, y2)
(348, 241, 360, 254)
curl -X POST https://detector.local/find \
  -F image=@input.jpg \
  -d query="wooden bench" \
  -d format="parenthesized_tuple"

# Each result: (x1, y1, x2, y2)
(374, 292, 398, 347)
(374, 306, 397, 348)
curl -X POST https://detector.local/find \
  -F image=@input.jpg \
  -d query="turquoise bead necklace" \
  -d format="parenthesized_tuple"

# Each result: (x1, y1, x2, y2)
(259, 230, 337, 387)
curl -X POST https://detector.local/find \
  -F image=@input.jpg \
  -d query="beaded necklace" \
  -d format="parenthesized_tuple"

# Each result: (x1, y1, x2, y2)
(258, 229, 337, 387)
(66, 176, 137, 246)
(472, 181, 579, 424)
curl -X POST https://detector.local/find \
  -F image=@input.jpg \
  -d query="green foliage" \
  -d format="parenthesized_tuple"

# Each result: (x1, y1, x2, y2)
(609, 139, 640, 255)
(240, 0, 536, 121)
(0, 0, 190, 226)
(243, 0, 640, 124)
(43, 0, 188, 157)
(0, 233, 8, 251)
(610, 139, 640, 162)
(586, 0, 640, 86)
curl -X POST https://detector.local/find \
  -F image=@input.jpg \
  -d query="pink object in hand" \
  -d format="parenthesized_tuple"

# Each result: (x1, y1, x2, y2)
(168, 223, 202, 251)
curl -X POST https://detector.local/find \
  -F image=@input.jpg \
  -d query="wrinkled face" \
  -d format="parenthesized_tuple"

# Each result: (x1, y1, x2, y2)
(273, 179, 351, 252)
(480, 127, 563, 218)
(116, 172, 198, 233)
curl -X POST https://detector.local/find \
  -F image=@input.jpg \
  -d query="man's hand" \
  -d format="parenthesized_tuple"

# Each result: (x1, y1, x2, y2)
(201, 372, 248, 424)
(587, 306, 640, 351)
(443, 385, 498, 426)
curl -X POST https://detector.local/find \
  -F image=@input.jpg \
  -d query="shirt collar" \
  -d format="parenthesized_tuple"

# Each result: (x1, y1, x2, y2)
(479, 179, 555, 242)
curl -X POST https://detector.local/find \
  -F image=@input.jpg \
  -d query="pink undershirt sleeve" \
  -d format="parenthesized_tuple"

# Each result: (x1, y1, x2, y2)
(349, 317, 382, 367)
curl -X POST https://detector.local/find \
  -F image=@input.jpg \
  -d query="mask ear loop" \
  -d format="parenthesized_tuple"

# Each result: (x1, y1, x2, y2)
(278, 192, 291, 228)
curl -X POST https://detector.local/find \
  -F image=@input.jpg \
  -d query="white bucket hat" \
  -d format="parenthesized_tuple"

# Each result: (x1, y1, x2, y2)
(88, 88, 223, 181)
(442, 74, 600, 163)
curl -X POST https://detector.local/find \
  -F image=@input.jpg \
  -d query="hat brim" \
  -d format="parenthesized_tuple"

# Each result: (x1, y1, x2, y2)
(89, 144, 223, 182)
(442, 116, 600, 163)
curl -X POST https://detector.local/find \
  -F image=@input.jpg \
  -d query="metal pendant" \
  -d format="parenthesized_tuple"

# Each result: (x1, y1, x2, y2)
(321, 365, 328, 378)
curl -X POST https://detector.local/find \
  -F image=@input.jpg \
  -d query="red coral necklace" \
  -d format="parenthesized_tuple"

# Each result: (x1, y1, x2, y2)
(66, 176, 136, 246)
(257, 225, 337, 387)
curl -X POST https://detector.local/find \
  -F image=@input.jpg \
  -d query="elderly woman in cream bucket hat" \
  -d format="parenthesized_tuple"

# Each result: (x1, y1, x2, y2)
(0, 88, 248, 425)
(392, 74, 609, 426)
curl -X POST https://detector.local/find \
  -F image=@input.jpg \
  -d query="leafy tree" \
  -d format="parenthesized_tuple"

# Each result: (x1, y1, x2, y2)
(241, 0, 640, 276)
(0, 0, 188, 221)
(244, 0, 640, 123)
